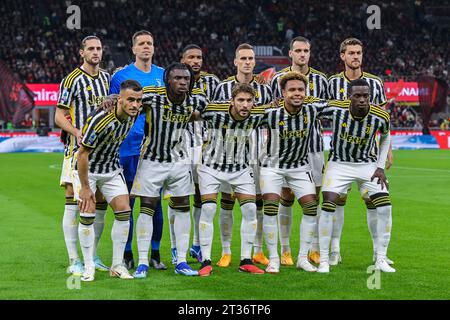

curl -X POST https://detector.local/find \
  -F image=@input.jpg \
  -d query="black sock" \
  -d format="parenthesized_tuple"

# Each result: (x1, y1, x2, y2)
(240, 258, 252, 266)
(151, 249, 160, 263)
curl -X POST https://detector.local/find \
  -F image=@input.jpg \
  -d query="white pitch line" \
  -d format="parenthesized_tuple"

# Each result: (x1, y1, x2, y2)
(49, 164, 61, 170)
(393, 166, 450, 173)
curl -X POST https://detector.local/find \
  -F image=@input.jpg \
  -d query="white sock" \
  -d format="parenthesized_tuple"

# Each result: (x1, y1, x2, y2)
(367, 208, 378, 255)
(192, 205, 202, 246)
(174, 210, 191, 264)
(240, 202, 257, 260)
(63, 203, 79, 261)
(111, 215, 130, 266)
(376, 205, 392, 259)
(219, 208, 233, 255)
(278, 203, 293, 253)
(330, 205, 344, 254)
(319, 209, 333, 264)
(93, 206, 107, 256)
(78, 212, 96, 268)
(168, 206, 177, 249)
(136, 211, 153, 266)
(199, 202, 217, 261)
(310, 206, 320, 252)
(263, 215, 279, 262)
(253, 209, 263, 254)
(299, 215, 316, 259)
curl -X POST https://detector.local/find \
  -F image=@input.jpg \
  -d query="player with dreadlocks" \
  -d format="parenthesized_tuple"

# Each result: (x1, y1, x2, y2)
(132, 62, 207, 277)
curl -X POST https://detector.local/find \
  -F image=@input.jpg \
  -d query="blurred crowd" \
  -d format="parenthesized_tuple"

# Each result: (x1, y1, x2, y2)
(0, 0, 448, 129)
(1, 0, 448, 83)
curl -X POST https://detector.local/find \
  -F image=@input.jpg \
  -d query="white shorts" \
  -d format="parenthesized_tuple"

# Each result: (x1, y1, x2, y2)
(307, 151, 325, 187)
(132, 160, 194, 198)
(198, 165, 256, 196)
(73, 169, 128, 204)
(218, 164, 261, 195)
(190, 146, 202, 184)
(60, 156, 74, 187)
(260, 166, 316, 199)
(322, 161, 390, 196)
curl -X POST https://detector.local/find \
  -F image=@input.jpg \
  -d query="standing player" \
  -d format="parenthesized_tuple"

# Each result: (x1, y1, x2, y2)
(193, 83, 266, 276)
(109, 30, 166, 271)
(73, 80, 142, 281)
(261, 72, 324, 273)
(270, 36, 328, 266)
(327, 38, 393, 266)
(317, 79, 394, 273)
(55, 35, 110, 275)
(213, 43, 273, 268)
(166, 44, 220, 264)
(131, 63, 207, 277)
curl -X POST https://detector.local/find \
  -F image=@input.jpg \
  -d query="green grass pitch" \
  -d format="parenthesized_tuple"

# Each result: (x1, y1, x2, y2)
(0, 150, 449, 300)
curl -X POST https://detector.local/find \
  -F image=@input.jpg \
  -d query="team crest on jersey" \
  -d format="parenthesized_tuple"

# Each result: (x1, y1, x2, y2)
(340, 88, 345, 93)
(303, 115, 308, 124)
(223, 124, 228, 129)
(86, 85, 92, 91)
(342, 123, 347, 127)
(365, 125, 372, 134)
(203, 83, 207, 93)
(309, 83, 314, 90)
(279, 121, 285, 126)
(254, 90, 260, 99)
(164, 105, 171, 109)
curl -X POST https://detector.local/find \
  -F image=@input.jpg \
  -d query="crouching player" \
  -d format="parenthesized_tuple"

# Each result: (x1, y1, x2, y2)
(73, 80, 143, 281)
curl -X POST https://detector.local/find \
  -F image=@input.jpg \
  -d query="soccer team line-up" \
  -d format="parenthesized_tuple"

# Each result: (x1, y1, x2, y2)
(56, 31, 395, 282)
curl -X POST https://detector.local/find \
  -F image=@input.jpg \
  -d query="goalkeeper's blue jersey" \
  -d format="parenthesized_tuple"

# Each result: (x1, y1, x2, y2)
(110, 63, 164, 157)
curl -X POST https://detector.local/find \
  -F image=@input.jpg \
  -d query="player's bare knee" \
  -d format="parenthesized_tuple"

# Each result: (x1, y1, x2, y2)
(336, 194, 347, 206)
(299, 194, 318, 216)
(65, 183, 74, 197)
(169, 196, 190, 212)
(321, 192, 340, 213)
(140, 197, 159, 216)
(110, 195, 130, 212)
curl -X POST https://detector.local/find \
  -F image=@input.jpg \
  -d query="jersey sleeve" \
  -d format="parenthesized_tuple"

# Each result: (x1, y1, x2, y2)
(109, 72, 122, 94)
(57, 76, 76, 109)
(142, 86, 158, 105)
(319, 75, 329, 99)
(317, 100, 336, 120)
(208, 76, 221, 100)
(380, 114, 390, 135)
(212, 83, 226, 101)
(270, 74, 281, 99)
(81, 112, 108, 149)
(375, 79, 387, 107)
(193, 93, 208, 113)
(327, 78, 336, 100)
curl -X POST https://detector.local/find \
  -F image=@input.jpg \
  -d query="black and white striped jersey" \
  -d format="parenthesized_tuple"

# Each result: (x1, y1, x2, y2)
(260, 97, 328, 169)
(141, 86, 207, 163)
(77, 106, 136, 174)
(187, 72, 221, 148)
(57, 67, 110, 158)
(201, 102, 266, 172)
(213, 76, 273, 106)
(270, 66, 328, 153)
(327, 71, 387, 107)
(319, 100, 390, 163)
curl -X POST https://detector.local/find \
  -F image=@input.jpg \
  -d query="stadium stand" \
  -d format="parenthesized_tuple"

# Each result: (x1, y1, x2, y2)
(0, 0, 448, 129)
